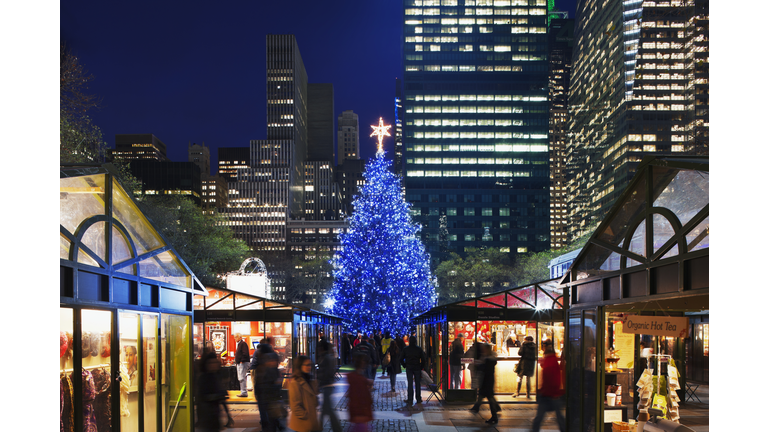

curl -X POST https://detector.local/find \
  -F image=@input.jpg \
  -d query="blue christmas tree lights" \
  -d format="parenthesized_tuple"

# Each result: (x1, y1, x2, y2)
(328, 121, 435, 335)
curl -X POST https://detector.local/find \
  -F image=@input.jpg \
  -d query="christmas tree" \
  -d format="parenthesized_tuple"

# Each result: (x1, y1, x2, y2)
(327, 118, 435, 335)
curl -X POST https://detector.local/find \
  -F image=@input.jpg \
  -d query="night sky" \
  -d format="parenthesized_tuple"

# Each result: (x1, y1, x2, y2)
(60, 0, 577, 175)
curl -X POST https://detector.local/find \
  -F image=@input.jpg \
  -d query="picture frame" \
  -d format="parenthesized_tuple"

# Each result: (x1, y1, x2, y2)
(208, 326, 229, 357)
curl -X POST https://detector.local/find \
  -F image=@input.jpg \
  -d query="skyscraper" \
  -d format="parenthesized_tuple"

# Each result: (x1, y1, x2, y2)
(113, 134, 170, 162)
(337, 110, 360, 165)
(307, 83, 335, 162)
(566, 0, 709, 240)
(547, 18, 574, 249)
(402, 0, 551, 260)
(188, 142, 211, 176)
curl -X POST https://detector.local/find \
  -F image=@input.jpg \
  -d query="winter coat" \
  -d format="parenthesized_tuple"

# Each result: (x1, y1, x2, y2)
(401, 344, 427, 371)
(386, 345, 402, 375)
(517, 341, 537, 377)
(235, 339, 250, 364)
(537, 353, 563, 398)
(317, 352, 337, 387)
(347, 371, 374, 423)
(351, 341, 378, 366)
(449, 339, 464, 366)
(479, 356, 497, 397)
(288, 375, 320, 432)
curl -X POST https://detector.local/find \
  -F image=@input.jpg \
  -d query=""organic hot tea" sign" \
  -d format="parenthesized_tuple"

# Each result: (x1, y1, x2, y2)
(621, 315, 688, 338)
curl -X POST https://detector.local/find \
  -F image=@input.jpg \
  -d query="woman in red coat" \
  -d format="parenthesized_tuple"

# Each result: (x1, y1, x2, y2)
(347, 352, 374, 432)
(531, 340, 565, 432)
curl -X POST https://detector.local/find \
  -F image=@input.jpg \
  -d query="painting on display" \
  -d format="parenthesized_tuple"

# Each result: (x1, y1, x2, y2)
(208, 326, 229, 357)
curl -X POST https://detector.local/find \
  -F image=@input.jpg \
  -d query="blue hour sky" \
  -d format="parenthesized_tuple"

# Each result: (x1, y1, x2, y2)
(60, 0, 577, 174)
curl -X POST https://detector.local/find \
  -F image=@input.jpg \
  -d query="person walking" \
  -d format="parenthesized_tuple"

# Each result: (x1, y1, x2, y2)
(450, 333, 465, 389)
(288, 355, 321, 432)
(196, 352, 234, 432)
(318, 340, 342, 432)
(513, 336, 537, 398)
(234, 333, 250, 398)
(348, 352, 374, 432)
(401, 335, 427, 406)
(351, 335, 378, 380)
(352, 333, 362, 348)
(257, 352, 284, 432)
(531, 340, 566, 432)
(342, 333, 353, 365)
(384, 336, 401, 392)
(251, 337, 275, 429)
(379, 331, 393, 378)
(469, 343, 501, 425)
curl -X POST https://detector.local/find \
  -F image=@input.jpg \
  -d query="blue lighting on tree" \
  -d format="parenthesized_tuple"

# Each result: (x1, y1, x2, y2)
(328, 151, 435, 335)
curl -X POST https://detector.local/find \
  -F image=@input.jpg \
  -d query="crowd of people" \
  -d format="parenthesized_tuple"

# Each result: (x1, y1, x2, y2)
(194, 329, 565, 432)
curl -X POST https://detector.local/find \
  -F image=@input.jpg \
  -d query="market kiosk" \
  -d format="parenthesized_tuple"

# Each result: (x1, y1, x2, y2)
(413, 279, 566, 403)
(60, 164, 208, 432)
(192, 288, 342, 392)
(559, 157, 709, 431)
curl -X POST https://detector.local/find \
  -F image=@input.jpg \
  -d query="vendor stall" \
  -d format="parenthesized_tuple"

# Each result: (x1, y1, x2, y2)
(193, 288, 342, 390)
(414, 279, 566, 402)
(60, 164, 208, 432)
(559, 157, 709, 431)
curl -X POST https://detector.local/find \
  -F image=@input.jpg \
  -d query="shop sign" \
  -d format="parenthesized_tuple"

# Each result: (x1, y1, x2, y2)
(477, 310, 504, 320)
(621, 315, 688, 338)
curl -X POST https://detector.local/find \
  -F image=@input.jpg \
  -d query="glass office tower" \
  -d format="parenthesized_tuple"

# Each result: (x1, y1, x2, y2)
(402, 0, 551, 262)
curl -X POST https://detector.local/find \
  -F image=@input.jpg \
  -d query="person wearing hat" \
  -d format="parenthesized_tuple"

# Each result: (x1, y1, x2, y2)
(514, 335, 537, 398)
(449, 333, 465, 389)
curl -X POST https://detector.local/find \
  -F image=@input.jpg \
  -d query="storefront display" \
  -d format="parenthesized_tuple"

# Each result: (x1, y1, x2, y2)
(560, 157, 709, 431)
(193, 287, 342, 390)
(414, 279, 566, 401)
(60, 165, 206, 432)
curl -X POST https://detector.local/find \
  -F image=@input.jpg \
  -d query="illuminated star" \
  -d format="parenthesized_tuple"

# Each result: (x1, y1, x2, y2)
(370, 117, 392, 154)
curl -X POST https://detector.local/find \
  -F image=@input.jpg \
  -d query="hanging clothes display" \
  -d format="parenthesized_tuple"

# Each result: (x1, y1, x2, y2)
(92, 368, 112, 432)
(82, 369, 98, 432)
(61, 374, 74, 432)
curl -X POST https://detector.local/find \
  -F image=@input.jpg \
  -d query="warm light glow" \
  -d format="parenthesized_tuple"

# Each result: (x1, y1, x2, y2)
(370, 117, 392, 154)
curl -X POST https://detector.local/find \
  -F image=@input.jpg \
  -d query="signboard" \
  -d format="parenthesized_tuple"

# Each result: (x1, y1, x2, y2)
(612, 321, 635, 369)
(621, 315, 688, 338)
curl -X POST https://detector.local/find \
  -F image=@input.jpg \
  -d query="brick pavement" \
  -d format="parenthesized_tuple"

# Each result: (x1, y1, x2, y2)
(207, 371, 709, 432)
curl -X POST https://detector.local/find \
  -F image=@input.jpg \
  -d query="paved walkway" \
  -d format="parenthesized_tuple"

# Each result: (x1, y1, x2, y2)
(208, 369, 709, 432)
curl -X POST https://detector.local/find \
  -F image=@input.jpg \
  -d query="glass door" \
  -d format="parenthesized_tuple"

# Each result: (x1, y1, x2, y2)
(143, 315, 158, 432)
(161, 314, 191, 432)
(119, 312, 140, 432)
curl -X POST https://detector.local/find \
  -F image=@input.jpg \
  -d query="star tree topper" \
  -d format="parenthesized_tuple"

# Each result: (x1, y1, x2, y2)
(370, 117, 392, 154)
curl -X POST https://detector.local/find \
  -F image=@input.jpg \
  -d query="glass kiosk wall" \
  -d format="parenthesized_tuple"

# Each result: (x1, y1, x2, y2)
(60, 166, 204, 432)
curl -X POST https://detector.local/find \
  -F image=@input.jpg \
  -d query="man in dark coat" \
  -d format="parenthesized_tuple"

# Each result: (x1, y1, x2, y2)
(401, 336, 427, 405)
(250, 337, 275, 429)
(449, 333, 465, 389)
(469, 343, 500, 424)
(318, 341, 342, 432)
(235, 333, 251, 397)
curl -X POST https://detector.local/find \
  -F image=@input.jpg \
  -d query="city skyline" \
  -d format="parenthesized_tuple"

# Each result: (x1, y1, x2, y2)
(60, 1, 577, 173)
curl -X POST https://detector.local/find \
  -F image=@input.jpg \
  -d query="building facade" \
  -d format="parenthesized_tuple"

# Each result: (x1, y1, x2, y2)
(565, 0, 709, 241)
(217, 147, 251, 182)
(394, 78, 405, 176)
(128, 160, 202, 205)
(337, 110, 360, 165)
(114, 134, 170, 162)
(401, 0, 552, 260)
(188, 142, 211, 176)
(547, 18, 574, 249)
